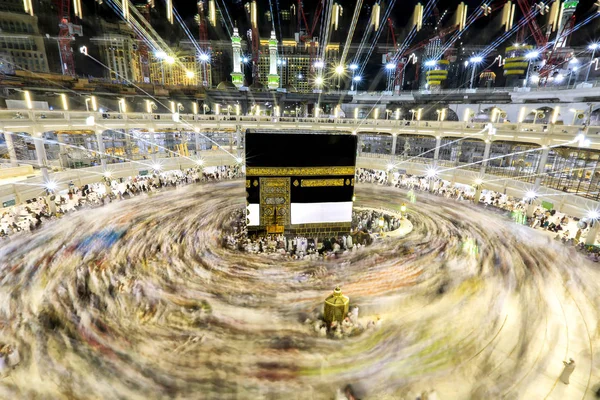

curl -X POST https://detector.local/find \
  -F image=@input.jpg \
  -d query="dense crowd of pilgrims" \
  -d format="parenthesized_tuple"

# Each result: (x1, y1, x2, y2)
(2, 165, 598, 261)
(356, 167, 600, 260)
(220, 208, 402, 260)
(0, 165, 241, 238)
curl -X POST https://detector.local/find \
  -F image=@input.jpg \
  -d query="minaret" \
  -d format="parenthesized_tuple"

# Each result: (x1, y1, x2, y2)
(267, 30, 280, 90)
(555, 0, 578, 48)
(230, 27, 244, 88)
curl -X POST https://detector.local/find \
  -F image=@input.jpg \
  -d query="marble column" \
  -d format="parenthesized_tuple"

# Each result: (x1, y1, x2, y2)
(433, 136, 442, 167)
(33, 133, 49, 182)
(479, 140, 491, 175)
(195, 132, 201, 155)
(474, 186, 482, 204)
(57, 133, 68, 169)
(4, 132, 18, 167)
(585, 221, 600, 245)
(96, 130, 107, 169)
(534, 147, 550, 188)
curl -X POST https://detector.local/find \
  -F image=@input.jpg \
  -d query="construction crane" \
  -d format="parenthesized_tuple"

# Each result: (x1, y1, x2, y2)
(385, 18, 402, 91)
(539, 12, 577, 81)
(297, 0, 324, 77)
(515, 0, 547, 47)
(55, 0, 82, 76)
(196, 0, 210, 86)
(515, 0, 578, 83)
(391, 3, 504, 74)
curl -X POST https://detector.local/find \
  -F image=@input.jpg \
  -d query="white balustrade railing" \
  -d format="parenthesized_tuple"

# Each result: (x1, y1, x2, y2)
(1, 110, 597, 139)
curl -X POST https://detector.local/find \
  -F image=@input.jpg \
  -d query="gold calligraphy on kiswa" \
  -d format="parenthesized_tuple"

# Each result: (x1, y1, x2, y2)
(301, 179, 345, 187)
(246, 166, 355, 176)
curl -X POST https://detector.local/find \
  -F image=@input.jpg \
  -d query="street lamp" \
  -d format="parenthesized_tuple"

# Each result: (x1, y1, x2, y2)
(314, 76, 324, 87)
(351, 75, 361, 91)
(334, 64, 344, 89)
(85, 96, 97, 112)
(436, 108, 446, 121)
(409, 109, 416, 121)
(118, 98, 127, 113)
(59, 93, 68, 111)
(525, 51, 539, 86)
(469, 56, 483, 89)
(586, 43, 599, 82)
(145, 99, 157, 114)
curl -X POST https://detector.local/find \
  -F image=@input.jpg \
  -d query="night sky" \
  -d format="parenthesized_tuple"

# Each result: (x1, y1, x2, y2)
(69, 0, 600, 81)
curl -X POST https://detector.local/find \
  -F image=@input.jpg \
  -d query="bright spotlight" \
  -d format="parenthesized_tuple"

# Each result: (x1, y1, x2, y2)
(199, 53, 210, 62)
(242, 57, 249, 63)
(425, 167, 438, 179)
(525, 51, 540, 59)
(575, 133, 591, 147)
(524, 190, 537, 200)
(351, 130, 357, 135)
(569, 57, 579, 64)
(353, 76, 362, 81)
(424, 60, 437, 67)
(314, 60, 324, 68)
(349, 63, 358, 70)
(85, 116, 95, 126)
(335, 65, 344, 75)
(103, 171, 112, 178)
(196, 159, 204, 166)
(554, 73, 564, 83)
(165, 56, 175, 64)
(155, 51, 167, 59)
(152, 163, 162, 171)
(236, 157, 243, 164)
(474, 178, 483, 185)
(530, 74, 540, 83)
(589, 43, 600, 50)
(385, 63, 396, 70)
(387, 163, 395, 171)
(186, 70, 195, 78)
(314, 76, 324, 86)
(469, 56, 483, 63)
(587, 210, 600, 221)
(45, 181, 58, 191)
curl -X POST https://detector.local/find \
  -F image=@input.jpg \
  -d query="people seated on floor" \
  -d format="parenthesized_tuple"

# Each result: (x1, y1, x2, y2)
(0, 165, 242, 239)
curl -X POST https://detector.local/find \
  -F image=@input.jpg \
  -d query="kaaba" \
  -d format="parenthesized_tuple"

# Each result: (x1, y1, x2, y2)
(245, 131, 357, 237)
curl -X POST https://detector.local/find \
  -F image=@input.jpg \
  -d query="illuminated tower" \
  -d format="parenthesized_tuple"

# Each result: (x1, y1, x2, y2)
(267, 31, 280, 89)
(555, 0, 578, 48)
(230, 27, 244, 88)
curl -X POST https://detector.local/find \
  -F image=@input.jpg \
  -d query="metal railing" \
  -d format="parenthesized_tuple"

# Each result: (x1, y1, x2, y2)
(0, 110, 596, 137)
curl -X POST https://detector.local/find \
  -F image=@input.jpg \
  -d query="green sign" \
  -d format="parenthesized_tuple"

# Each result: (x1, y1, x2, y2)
(139, 170, 149, 176)
(2, 199, 16, 208)
(541, 201, 554, 211)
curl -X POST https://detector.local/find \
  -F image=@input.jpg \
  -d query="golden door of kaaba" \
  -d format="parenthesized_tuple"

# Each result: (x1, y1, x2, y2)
(259, 177, 290, 226)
